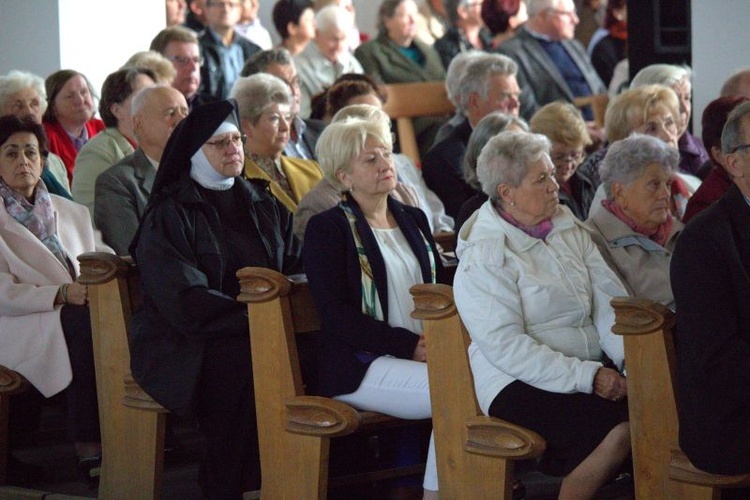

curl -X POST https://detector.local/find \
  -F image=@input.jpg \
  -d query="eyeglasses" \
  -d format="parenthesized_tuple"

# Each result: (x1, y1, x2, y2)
(551, 151, 585, 165)
(731, 144, 750, 154)
(205, 134, 247, 150)
(547, 8, 578, 20)
(167, 55, 204, 67)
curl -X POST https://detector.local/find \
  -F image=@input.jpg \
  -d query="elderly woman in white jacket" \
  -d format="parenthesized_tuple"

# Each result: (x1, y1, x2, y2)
(0, 115, 109, 480)
(454, 131, 631, 500)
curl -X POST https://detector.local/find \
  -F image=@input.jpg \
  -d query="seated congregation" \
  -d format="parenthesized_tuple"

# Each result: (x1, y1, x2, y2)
(4, 0, 750, 498)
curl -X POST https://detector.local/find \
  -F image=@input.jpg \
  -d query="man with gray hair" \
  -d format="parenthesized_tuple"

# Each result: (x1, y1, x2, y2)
(94, 86, 188, 254)
(496, 0, 605, 120)
(432, 50, 486, 145)
(241, 48, 325, 160)
(421, 52, 521, 218)
(293, 4, 363, 117)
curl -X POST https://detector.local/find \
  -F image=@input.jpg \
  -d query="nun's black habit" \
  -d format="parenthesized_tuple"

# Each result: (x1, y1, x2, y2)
(129, 99, 302, 498)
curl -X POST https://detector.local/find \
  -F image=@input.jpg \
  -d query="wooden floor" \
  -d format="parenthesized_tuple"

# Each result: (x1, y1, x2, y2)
(1, 400, 633, 499)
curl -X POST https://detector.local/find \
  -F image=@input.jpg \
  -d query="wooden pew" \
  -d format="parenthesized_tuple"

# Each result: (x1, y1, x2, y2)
(0, 366, 28, 485)
(78, 252, 168, 500)
(410, 283, 547, 499)
(236, 267, 428, 500)
(382, 81, 455, 167)
(573, 94, 609, 129)
(610, 297, 750, 499)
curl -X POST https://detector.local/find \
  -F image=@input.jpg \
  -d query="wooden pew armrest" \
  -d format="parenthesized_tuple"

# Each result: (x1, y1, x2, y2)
(285, 395, 362, 437)
(464, 415, 546, 460)
(122, 374, 168, 413)
(0, 365, 28, 395)
(669, 448, 750, 488)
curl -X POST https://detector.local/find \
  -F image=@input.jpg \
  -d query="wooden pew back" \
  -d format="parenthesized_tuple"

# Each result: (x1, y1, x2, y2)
(237, 267, 427, 499)
(410, 283, 546, 499)
(78, 252, 167, 500)
(610, 297, 750, 499)
(382, 81, 454, 167)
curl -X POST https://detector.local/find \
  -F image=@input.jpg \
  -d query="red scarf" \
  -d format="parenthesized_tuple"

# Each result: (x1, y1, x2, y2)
(602, 199, 673, 247)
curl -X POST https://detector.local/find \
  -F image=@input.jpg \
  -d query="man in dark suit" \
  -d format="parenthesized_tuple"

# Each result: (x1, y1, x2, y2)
(94, 86, 188, 254)
(671, 100, 750, 477)
(422, 53, 520, 218)
(241, 48, 324, 161)
(199, 0, 260, 100)
(496, 0, 605, 120)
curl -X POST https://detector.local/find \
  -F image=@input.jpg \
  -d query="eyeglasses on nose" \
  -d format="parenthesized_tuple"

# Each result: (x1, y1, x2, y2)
(167, 55, 204, 67)
(551, 152, 585, 165)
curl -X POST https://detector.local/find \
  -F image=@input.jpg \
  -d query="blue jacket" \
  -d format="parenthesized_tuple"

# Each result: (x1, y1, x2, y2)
(303, 195, 445, 397)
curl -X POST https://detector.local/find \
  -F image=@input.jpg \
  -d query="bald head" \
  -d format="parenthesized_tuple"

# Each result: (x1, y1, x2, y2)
(132, 86, 189, 161)
(721, 69, 750, 99)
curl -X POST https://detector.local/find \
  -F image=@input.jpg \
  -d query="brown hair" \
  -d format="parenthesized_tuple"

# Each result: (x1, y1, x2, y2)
(42, 70, 96, 124)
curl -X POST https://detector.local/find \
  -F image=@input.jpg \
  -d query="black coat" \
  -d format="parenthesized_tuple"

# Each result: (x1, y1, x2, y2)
(671, 184, 750, 474)
(303, 196, 445, 397)
(198, 29, 260, 100)
(130, 175, 301, 416)
(421, 118, 477, 219)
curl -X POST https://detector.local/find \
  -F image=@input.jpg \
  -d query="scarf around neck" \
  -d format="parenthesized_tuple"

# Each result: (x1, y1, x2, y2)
(0, 179, 74, 277)
(602, 199, 674, 247)
(339, 195, 436, 321)
(496, 201, 554, 241)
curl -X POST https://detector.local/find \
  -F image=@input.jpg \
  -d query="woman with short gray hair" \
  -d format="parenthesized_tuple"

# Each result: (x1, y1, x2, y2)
(587, 134, 682, 308)
(230, 73, 322, 211)
(454, 130, 631, 499)
(453, 112, 528, 235)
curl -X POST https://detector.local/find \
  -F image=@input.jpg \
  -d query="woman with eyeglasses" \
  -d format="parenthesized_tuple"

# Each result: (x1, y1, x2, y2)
(530, 101, 595, 220)
(230, 73, 322, 212)
(129, 99, 302, 499)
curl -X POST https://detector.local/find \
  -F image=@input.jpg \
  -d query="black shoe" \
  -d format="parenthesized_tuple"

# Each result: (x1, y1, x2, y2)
(6, 453, 45, 486)
(77, 453, 102, 487)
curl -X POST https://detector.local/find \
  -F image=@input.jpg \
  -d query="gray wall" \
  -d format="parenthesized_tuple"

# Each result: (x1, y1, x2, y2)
(691, 0, 750, 136)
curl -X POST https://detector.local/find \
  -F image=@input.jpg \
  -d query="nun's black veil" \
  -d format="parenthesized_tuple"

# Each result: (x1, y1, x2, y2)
(129, 99, 241, 258)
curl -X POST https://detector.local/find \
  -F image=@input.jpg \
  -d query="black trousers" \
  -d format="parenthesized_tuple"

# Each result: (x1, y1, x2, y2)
(60, 304, 101, 443)
(196, 335, 259, 500)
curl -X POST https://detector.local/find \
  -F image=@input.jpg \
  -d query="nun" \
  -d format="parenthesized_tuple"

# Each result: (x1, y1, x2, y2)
(129, 99, 302, 499)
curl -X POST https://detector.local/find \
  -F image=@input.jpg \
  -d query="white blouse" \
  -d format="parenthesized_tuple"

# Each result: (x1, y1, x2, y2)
(372, 227, 423, 335)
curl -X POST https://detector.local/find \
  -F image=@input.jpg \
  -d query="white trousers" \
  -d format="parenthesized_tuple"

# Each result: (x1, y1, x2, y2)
(334, 356, 438, 491)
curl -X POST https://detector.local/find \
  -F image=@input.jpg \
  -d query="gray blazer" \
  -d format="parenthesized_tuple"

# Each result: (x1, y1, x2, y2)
(94, 148, 156, 255)
(496, 27, 606, 120)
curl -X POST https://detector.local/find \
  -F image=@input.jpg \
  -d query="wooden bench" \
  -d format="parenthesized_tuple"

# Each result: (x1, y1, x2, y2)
(382, 81, 455, 167)
(611, 297, 750, 499)
(410, 283, 547, 499)
(78, 252, 168, 500)
(236, 267, 429, 499)
(0, 366, 28, 484)
(573, 93, 609, 129)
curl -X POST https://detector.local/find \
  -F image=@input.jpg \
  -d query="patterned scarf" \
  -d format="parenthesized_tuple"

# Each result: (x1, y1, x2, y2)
(0, 179, 74, 277)
(602, 199, 674, 247)
(339, 196, 436, 321)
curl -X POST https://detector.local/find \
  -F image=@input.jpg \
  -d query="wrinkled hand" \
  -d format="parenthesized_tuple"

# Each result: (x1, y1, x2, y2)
(65, 283, 89, 306)
(593, 367, 627, 401)
(412, 335, 427, 362)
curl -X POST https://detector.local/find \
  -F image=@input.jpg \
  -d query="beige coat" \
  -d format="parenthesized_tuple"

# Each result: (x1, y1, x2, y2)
(0, 195, 106, 396)
(586, 202, 683, 309)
